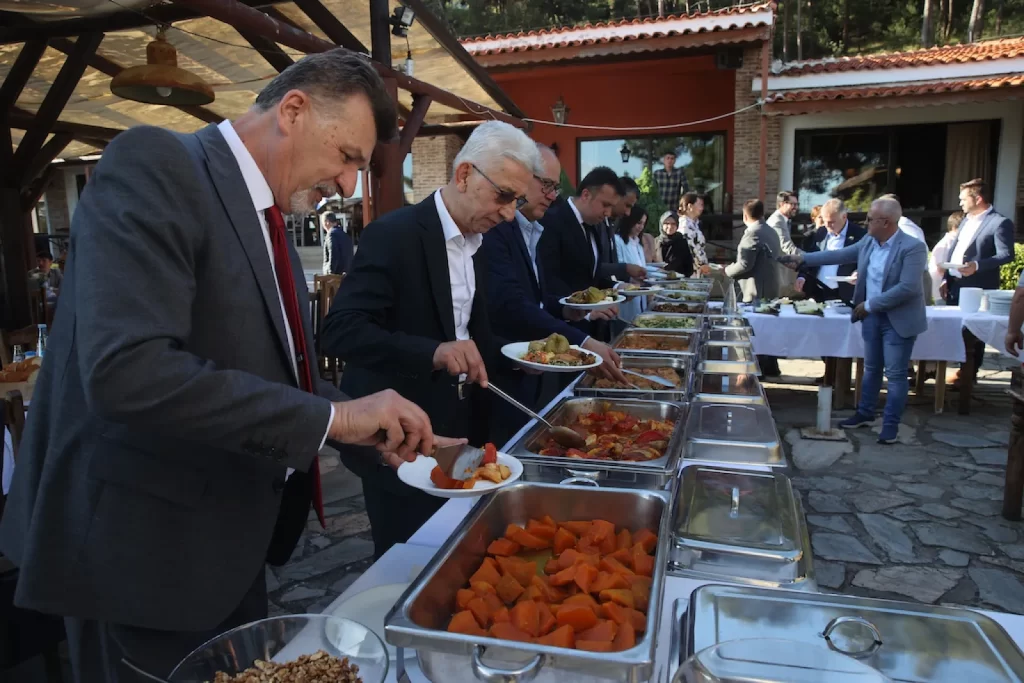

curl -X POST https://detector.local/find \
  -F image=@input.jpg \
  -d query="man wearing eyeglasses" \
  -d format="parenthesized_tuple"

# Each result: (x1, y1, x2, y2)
(322, 121, 540, 558)
(481, 143, 629, 443)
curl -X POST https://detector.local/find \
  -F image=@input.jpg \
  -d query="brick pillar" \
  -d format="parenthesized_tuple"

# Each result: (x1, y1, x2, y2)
(411, 135, 464, 203)
(733, 44, 781, 206)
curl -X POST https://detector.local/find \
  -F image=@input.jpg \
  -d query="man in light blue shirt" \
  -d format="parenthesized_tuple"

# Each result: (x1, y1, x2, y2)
(780, 197, 927, 444)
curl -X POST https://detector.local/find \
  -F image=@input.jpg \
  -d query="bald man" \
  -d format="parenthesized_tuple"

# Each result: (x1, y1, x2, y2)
(780, 198, 927, 445)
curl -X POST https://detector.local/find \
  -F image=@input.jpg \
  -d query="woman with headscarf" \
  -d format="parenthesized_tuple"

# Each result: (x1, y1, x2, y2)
(654, 211, 693, 277)
(614, 205, 650, 322)
(678, 192, 711, 276)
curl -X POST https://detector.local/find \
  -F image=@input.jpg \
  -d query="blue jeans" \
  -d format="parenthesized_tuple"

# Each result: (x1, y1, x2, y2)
(858, 312, 917, 428)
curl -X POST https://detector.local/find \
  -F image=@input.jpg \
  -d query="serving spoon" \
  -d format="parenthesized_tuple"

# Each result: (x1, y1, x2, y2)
(486, 383, 587, 450)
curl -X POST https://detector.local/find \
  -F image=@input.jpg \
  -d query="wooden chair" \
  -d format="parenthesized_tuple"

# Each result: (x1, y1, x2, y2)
(0, 390, 64, 682)
(313, 274, 345, 385)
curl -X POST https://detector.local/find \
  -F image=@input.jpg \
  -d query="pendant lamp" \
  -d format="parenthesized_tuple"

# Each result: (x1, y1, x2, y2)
(110, 29, 214, 106)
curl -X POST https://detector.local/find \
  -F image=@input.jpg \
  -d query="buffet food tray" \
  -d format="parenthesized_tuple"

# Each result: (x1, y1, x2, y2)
(574, 355, 692, 403)
(613, 329, 697, 358)
(630, 313, 705, 334)
(386, 482, 672, 683)
(506, 397, 686, 490)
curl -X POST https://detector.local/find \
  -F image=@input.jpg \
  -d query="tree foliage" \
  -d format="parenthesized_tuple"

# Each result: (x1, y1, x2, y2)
(635, 167, 668, 236)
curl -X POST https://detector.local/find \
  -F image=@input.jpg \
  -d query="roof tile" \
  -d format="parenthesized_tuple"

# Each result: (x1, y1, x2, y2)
(776, 37, 1024, 75)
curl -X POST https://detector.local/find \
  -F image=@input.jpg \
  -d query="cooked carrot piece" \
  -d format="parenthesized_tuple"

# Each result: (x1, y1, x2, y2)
(536, 624, 575, 649)
(576, 539, 601, 556)
(497, 556, 537, 587)
(489, 622, 533, 643)
(561, 521, 592, 536)
(540, 514, 558, 528)
(456, 588, 476, 611)
(526, 519, 558, 541)
(510, 600, 541, 637)
(487, 538, 522, 556)
(549, 565, 578, 586)
(630, 609, 647, 633)
(632, 528, 658, 554)
(562, 593, 601, 614)
(611, 622, 636, 651)
(553, 528, 577, 555)
(589, 519, 616, 544)
(578, 619, 618, 643)
(633, 552, 654, 578)
(544, 558, 561, 574)
(470, 581, 497, 597)
(574, 563, 598, 594)
(616, 529, 633, 551)
(599, 588, 636, 609)
(492, 606, 510, 623)
(449, 610, 486, 636)
(629, 576, 651, 612)
(555, 604, 598, 632)
(496, 572, 525, 604)
(592, 571, 630, 594)
(555, 548, 580, 570)
(467, 597, 494, 629)
(531, 575, 566, 603)
(599, 556, 635, 577)
(607, 548, 633, 567)
(537, 602, 557, 635)
(506, 524, 550, 549)
(576, 639, 613, 652)
(600, 601, 629, 625)
(564, 583, 579, 597)
(517, 585, 544, 603)
(470, 558, 502, 586)
(598, 533, 617, 555)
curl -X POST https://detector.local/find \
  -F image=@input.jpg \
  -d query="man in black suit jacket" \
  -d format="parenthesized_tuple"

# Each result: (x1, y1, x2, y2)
(795, 198, 866, 303)
(323, 121, 539, 558)
(323, 212, 353, 274)
(481, 144, 627, 443)
(0, 52, 443, 681)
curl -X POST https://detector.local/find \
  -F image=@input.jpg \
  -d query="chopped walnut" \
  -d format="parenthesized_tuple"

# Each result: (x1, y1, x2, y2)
(208, 650, 362, 682)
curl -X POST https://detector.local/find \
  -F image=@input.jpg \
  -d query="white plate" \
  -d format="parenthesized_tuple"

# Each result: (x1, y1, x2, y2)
(329, 583, 412, 661)
(396, 452, 523, 499)
(500, 342, 604, 373)
(824, 275, 856, 283)
(940, 262, 961, 270)
(648, 262, 667, 268)
(558, 294, 626, 310)
(622, 286, 662, 296)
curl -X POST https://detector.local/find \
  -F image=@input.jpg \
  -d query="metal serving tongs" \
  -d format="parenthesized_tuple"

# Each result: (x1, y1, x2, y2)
(486, 383, 586, 450)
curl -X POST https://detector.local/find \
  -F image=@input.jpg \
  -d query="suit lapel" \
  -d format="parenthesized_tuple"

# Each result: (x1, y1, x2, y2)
(194, 125, 292, 370)
(965, 211, 995, 261)
(421, 193, 457, 342)
(564, 200, 595, 274)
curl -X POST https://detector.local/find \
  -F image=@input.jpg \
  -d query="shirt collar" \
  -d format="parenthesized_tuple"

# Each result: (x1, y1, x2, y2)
(218, 120, 274, 213)
(567, 197, 585, 226)
(435, 190, 482, 251)
(828, 221, 848, 242)
(969, 206, 994, 223)
(515, 210, 542, 234)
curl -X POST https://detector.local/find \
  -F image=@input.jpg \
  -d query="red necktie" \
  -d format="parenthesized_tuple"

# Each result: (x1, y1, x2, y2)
(266, 205, 325, 527)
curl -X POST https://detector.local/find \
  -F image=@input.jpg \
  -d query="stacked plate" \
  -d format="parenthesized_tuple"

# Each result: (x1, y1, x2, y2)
(986, 290, 1013, 316)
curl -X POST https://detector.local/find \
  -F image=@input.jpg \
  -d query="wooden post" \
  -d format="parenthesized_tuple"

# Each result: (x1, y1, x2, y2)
(0, 187, 32, 327)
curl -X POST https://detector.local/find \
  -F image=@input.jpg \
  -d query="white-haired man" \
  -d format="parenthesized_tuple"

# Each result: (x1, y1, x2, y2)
(324, 120, 539, 557)
(780, 197, 927, 444)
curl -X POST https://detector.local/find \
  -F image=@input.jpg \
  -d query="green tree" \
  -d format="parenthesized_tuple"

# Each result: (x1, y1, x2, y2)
(636, 167, 668, 237)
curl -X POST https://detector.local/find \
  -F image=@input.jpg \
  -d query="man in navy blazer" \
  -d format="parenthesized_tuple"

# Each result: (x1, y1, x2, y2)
(940, 178, 1016, 386)
(781, 198, 927, 445)
(481, 144, 627, 443)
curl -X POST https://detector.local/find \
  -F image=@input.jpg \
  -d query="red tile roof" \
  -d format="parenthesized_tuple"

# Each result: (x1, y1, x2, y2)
(777, 37, 1024, 75)
(460, 2, 773, 55)
(766, 74, 1024, 103)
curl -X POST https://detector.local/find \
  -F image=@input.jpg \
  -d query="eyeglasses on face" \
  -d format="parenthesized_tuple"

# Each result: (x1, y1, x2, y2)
(533, 174, 560, 198)
(471, 163, 528, 209)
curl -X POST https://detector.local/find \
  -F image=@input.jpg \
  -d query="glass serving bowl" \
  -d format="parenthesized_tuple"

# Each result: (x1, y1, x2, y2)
(168, 614, 388, 683)
(674, 638, 892, 683)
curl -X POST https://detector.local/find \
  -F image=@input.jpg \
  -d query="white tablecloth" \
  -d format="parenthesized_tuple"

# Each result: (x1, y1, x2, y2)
(745, 305, 968, 362)
(964, 311, 1024, 362)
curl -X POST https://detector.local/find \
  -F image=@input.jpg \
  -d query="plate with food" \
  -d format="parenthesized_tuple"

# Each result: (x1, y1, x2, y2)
(794, 299, 825, 316)
(502, 334, 603, 372)
(397, 443, 524, 498)
(752, 302, 780, 316)
(560, 287, 625, 310)
(621, 283, 663, 296)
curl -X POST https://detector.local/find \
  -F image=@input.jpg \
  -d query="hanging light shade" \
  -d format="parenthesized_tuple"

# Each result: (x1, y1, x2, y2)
(110, 30, 214, 106)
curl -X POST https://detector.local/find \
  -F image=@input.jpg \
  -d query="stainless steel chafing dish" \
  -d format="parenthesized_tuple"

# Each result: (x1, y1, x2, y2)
(575, 355, 691, 403)
(631, 313, 704, 334)
(655, 290, 710, 303)
(386, 482, 673, 683)
(669, 466, 814, 590)
(706, 314, 752, 334)
(684, 403, 783, 467)
(698, 343, 760, 374)
(692, 372, 765, 405)
(614, 329, 697, 358)
(506, 397, 685, 489)
(672, 584, 1024, 682)
(651, 300, 707, 315)
(659, 280, 713, 292)
(704, 328, 750, 345)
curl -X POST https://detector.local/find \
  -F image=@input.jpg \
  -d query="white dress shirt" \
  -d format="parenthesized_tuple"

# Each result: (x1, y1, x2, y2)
(515, 210, 543, 284)
(435, 190, 481, 342)
(568, 197, 599, 275)
(898, 216, 925, 244)
(864, 237, 893, 310)
(218, 120, 333, 452)
(817, 222, 849, 285)
(949, 207, 992, 277)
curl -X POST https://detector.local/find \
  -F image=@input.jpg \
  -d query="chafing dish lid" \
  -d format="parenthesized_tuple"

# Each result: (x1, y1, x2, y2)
(700, 344, 754, 362)
(674, 466, 799, 553)
(706, 315, 750, 328)
(674, 639, 891, 683)
(688, 584, 1024, 682)
(695, 373, 761, 397)
(687, 403, 776, 442)
(706, 328, 750, 344)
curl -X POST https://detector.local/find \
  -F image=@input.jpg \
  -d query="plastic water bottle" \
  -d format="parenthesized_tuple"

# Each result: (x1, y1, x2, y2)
(12, 345, 24, 363)
(36, 324, 47, 359)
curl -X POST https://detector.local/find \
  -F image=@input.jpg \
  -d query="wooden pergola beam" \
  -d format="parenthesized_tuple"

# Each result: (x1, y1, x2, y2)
(11, 33, 103, 183)
(398, 0, 525, 119)
(0, 0, 289, 44)
(20, 132, 73, 187)
(48, 37, 223, 126)
(9, 107, 122, 143)
(0, 40, 48, 174)
(238, 30, 295, 72)
(167, 0, 526, 129)
(398, 94, 431, 159)
(21, 165, 55, 212)
(292, 0, 368, 53)
(418, 121, 484, 137)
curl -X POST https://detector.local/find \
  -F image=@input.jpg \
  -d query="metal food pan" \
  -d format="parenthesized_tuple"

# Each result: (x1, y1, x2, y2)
(698, 343, 760, 374)
(614, 329, 697, 357)
(651, 300, 708, 315)
(631, 313, 705, 334)
(386, 482, 672, 683)
(575, 355, 692, 403)
(655, 290, 710, 303)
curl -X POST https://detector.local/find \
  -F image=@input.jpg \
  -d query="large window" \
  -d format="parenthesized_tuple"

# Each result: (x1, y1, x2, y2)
(578, 133, 727, 216)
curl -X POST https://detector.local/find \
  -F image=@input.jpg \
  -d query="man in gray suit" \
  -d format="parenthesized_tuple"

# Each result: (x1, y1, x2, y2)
(767, 190, 800, 294)
(0, 51, 454, 681)
(781, 197, 927, 445)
